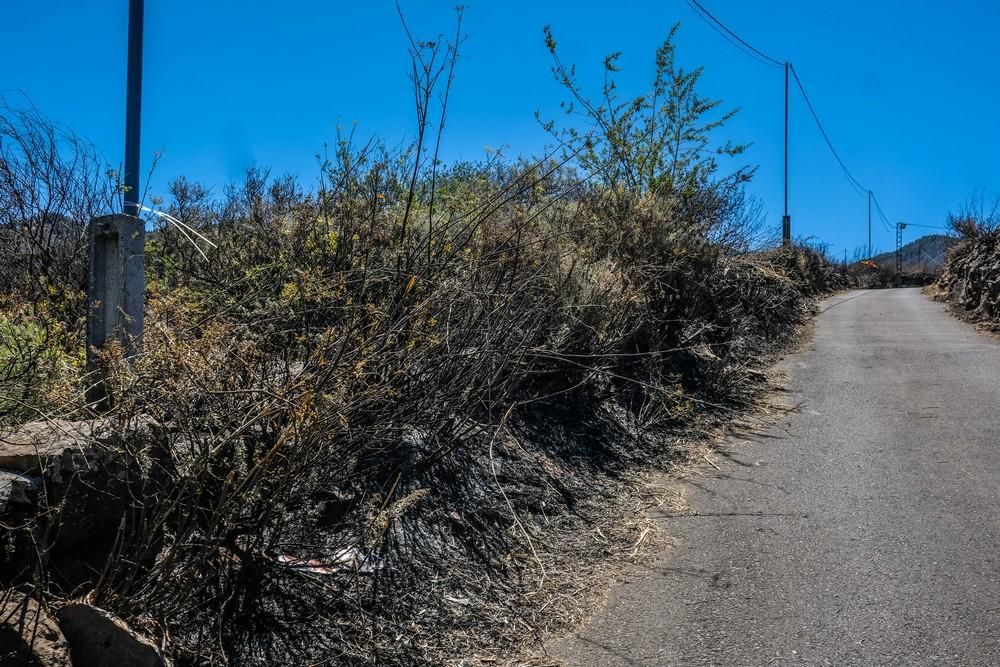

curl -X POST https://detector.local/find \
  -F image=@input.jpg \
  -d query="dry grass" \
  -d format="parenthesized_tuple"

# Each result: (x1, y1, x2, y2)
(0, 22, 847, 663)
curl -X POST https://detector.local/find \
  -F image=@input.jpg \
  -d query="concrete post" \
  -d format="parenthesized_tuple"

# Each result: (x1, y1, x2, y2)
(85, 214, 145, 407)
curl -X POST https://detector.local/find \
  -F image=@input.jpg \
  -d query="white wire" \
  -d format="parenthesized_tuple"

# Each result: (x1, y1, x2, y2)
(126, 201, 217, 261)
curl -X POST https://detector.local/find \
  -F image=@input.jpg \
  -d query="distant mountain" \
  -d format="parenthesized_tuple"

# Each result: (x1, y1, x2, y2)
(872, 234, 956, 273)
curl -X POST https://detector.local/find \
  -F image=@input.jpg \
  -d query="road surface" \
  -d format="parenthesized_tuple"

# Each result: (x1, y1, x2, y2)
(550, 288, 1000, 666)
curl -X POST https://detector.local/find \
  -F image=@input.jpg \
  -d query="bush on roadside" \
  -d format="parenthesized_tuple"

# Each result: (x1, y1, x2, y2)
(934, 202, 1000, 323)
(0, 22, 845, 666)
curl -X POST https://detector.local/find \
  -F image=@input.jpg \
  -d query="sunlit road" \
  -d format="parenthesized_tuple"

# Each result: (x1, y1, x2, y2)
(551, 288, 1000, 666)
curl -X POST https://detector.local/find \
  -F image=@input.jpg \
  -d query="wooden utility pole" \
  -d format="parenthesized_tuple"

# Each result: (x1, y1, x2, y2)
(782, 62, 791, 247)
(86, 0, 146, 408)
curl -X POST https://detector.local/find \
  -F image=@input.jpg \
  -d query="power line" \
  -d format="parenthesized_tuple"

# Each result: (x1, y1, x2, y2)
(682, 2, 873, 204)
(682, 1, 909, 247)
(685, 6, 781, 69)
(871, 193, 895, 233)
(875, 192, 948, 233)
(904, 222, 951, 231)
(789, 65, 868, 198)
(685, 0, 784, 68)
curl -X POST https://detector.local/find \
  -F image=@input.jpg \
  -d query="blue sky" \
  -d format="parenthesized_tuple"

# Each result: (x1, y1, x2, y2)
(1, 1, 997, 257)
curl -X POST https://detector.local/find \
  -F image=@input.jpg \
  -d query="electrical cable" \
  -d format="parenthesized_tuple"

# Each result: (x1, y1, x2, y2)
(682, 2, 873, 203)
(903, 223, 951, 230)
(685, 0, 784, 68)
(790, 65, 868, 198)
(681, 2, 926, 245)
(871, 193, 895, 232)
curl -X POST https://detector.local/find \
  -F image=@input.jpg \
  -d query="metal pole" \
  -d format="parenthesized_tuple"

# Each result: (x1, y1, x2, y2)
(124, 0, 144, 216)
(895, 222, 906, 284)
(87, 0, 146, 409)
(867, 190, 872, 259)
(782, 62, 791, 247)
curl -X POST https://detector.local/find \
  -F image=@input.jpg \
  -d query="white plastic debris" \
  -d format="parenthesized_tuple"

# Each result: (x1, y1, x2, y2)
(276, 547, 382, 575)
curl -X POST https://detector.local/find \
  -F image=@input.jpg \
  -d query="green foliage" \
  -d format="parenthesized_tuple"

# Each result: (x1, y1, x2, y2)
(0, 308, 79, 420)
(541, 23, 752, 207)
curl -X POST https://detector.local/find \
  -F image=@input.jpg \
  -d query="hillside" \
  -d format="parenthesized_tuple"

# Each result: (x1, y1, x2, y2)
(872, 233, 956, 273)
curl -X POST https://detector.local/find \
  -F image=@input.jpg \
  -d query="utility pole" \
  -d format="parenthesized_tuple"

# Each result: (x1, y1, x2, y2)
(124, 0, 144, 217)
(867, 190, 872, 260)
(895, 221, 906, 287)
(86, 0, 146, 408)
(782, 62, 791, 247)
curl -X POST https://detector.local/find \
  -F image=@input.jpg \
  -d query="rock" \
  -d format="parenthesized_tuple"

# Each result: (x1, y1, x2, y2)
(0, 417, 175, 592)
(0, 420, 96, 474)
(57, 604, 168, 667)
(0, 417, 162, 474)
(0, 471, 40, 515)
(0, 591, 71, 666)
(44, 420, 173, 548)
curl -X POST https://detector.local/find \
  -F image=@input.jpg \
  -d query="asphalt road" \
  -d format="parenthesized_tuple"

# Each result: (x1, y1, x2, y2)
(550, 288, 1000, 666)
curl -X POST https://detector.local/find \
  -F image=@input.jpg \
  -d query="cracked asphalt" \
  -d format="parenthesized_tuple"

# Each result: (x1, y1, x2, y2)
(549, 288, 1000, 666)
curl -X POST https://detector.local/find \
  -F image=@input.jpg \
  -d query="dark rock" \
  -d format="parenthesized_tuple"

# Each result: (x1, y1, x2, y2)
(37, 420, 159, 548)
(57, 604, 168, 667)
(0, 471, 40, 515)
(0, 417, 175, 592)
